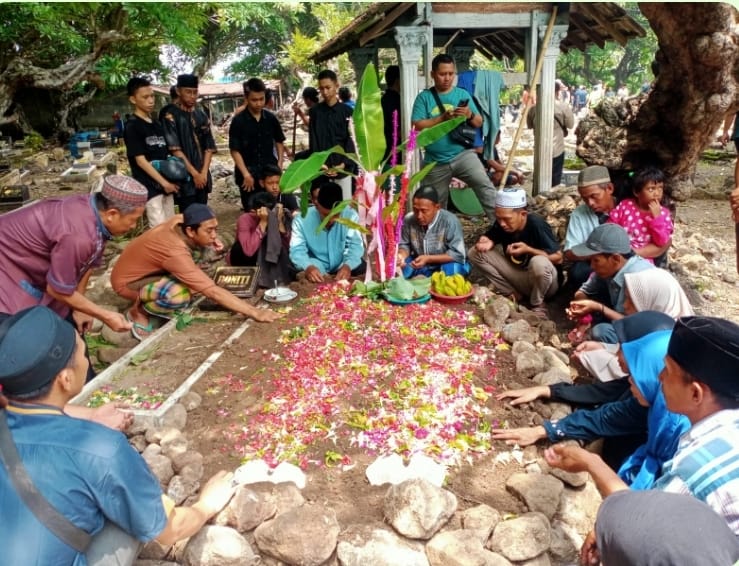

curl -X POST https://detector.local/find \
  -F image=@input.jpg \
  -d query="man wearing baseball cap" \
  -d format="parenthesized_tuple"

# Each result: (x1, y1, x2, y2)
(112, 203, 281, 340)
(0, 174, 147, 336)
(544, 315, 739, 563)
(566, 223, 653, 343)
(0, 306, 237, 565)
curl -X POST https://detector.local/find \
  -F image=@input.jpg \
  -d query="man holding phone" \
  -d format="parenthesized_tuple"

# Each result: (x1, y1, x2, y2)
(412, 54, 498, 222)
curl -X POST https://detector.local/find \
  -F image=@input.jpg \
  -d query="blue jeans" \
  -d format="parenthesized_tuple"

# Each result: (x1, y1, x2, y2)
(401, 257, 470, 279)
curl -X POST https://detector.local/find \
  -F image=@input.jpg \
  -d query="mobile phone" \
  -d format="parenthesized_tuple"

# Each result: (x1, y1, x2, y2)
(459, 99, 469, 107)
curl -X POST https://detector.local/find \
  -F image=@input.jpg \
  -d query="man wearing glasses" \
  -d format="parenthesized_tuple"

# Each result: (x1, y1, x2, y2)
(159, 74, 217, 212)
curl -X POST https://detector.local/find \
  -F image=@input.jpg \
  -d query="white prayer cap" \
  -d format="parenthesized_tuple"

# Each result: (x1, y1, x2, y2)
(494, 188, 527, 209)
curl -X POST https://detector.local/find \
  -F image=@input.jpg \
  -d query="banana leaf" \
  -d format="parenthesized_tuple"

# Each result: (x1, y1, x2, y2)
(408, 162, 437, 192)
(375, 164, 404, 186)
(353, 63, 386, 172)
(280, 149, 335, 192)
(416, 116, 465, 148)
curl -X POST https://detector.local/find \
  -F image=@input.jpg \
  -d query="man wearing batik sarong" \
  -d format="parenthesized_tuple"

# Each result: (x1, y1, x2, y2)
(111, 204, 280, 341)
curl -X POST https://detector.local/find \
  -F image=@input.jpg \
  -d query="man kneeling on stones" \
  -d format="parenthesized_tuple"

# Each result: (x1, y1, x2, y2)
(469, 188, 562, 318)
(396, 186, 470, 278)
(0, 306, 236, 565)
(112, 203, 280, 340)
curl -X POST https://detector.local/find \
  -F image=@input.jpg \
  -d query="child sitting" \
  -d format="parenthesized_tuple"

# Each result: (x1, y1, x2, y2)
(608, 167, 673, 264)
(228, 191, 294, 287)
(259, 164, 300, 216)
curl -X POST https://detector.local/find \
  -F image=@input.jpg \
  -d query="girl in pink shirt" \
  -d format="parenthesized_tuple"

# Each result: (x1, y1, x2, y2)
(609, 167, 673, 263)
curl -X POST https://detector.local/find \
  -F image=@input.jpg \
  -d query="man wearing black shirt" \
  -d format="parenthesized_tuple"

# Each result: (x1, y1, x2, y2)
(229, 77, 286, 211)
(124, 77, 179, 226)
(308, 69, 355, 201)
(469, 188, 562, 317)
(381, 65, 401, 164)
(159, 74, 216, 211)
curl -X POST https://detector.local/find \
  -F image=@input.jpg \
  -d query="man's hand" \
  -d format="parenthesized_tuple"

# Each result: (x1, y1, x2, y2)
(305, 265, 324, 283)
(410, 255, 431, 269)
(251, 308, 283, 323)
(475, 236, 494, 253)
(496, 385, 550, 406)
(730, 187, 739, 222)
(566, 300, 599, 320)
(198, 470, 236, 516)
(162, 181, 179, 195)
(579, 530, 600, 566)
(90, 402, 134, 431)
(72, 311, 94, 334)
(647, 199, 661, 218)
(103, 310, 132, 332)
(544, 444, 593, 473)
(193, 171, 208, 189)
(491, 425, 547, 447)
(335, 265, 352, 281)
(241, 171, 255, 192)
(212, 238, 224, 254)
(506, 242, 530, 257)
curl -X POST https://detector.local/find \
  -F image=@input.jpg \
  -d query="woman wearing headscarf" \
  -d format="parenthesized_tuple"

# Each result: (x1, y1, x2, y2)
(493, 312, 691, 486)
(575, 268, 694, 382)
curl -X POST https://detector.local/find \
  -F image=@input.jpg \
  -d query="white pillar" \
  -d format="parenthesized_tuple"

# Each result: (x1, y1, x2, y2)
(395, 26, 427, 177)
(533, 25, 568, 195)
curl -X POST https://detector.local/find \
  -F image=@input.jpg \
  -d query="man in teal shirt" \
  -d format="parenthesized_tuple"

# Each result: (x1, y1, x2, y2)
(411, 54, 497, 222)
(289, 182, 365, 283)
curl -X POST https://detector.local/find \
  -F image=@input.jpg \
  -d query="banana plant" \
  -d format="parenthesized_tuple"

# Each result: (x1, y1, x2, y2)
(280, 63, 464, 281)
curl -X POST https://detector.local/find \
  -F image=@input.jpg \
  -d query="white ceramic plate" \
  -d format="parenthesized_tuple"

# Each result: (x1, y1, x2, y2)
(264, 287, 298, 303)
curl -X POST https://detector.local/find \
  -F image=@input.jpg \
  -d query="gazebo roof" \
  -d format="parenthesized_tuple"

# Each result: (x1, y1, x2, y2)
(151, 80, 281, 101)
(312, 2, 646, 63)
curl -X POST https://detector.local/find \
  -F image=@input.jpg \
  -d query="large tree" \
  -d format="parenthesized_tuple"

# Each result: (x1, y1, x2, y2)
(627, 2, 738, 199)
(0, 3, 208, 137)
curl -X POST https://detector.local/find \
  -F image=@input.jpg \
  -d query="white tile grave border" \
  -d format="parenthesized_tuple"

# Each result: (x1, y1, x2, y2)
(71, 304, 262, 420)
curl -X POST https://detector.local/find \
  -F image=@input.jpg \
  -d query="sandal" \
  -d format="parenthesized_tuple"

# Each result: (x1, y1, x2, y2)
(126, 310, 155, 341)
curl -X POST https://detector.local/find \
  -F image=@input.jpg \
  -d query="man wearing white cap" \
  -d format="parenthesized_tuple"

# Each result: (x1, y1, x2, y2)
(469, 188, 562, 317)
(0, 174, 147, 334)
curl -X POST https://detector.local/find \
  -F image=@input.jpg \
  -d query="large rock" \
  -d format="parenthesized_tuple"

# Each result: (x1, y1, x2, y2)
(384, 479, 458, 540)
(426, 529, 510, 566)
(532, 367, 571, 387)
(548, 520, 580, 563)
(167, 475, 199, 505)
(515, 351, 546, 379)
(488, 513, 551, 562)
(161, 433, 189, 460)
(161, 403, 188, 430)
(555, 480, 602, 535)
(506, 473, 564, 519)
(102, 323, 139, 348)
(142, 452, 174, 488)
(336, 523, 429, 566)
(502, 320, 537, 344)
(248, 481, 305, 516)
(213, 485, 278, 532)
(539, 347, 570, 373)
(460, 504, 501, 544)
(254, 505, 340, 566)
(172, 450, 204, 474)
(180, 391, 202, 411)
(183, 525, 259, 566)
(483, 298, 511, 331)
(545, 466, 588, 488)
(517, 554, 551, 566)
(146, 426, 182, 445)
(97, 346, 129, 364)
(511, 341, 536, 358)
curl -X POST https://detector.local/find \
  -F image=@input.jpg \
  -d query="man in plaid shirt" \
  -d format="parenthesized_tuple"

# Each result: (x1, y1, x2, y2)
(543, 316, 739, 565)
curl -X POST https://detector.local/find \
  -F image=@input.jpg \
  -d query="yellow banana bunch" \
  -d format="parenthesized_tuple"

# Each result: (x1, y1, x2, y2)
(431, 272, 472, 296)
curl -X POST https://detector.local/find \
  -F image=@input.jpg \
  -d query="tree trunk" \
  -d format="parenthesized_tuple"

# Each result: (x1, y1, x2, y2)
(576, 4, 738, 201)
(628, 3, 738, 199)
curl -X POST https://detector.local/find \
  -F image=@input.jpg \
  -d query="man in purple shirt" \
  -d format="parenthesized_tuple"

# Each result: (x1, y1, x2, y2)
(0, 175, 147, 334)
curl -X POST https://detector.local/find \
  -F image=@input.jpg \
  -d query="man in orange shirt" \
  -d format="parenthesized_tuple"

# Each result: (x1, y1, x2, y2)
(111, 204, 280, 340)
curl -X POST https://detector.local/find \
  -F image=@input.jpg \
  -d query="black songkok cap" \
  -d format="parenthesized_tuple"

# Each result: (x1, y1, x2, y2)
(176, 74, 199, 88)
(668, 316, 739, 400)
(0, 307, 76, 395)
(183, 203, 216, 227)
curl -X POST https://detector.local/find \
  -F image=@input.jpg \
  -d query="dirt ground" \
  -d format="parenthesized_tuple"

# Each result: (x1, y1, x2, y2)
(15, 145, 739, 531)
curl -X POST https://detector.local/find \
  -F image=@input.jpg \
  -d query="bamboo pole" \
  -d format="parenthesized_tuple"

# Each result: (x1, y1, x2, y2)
(501, 7, 558, 190)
